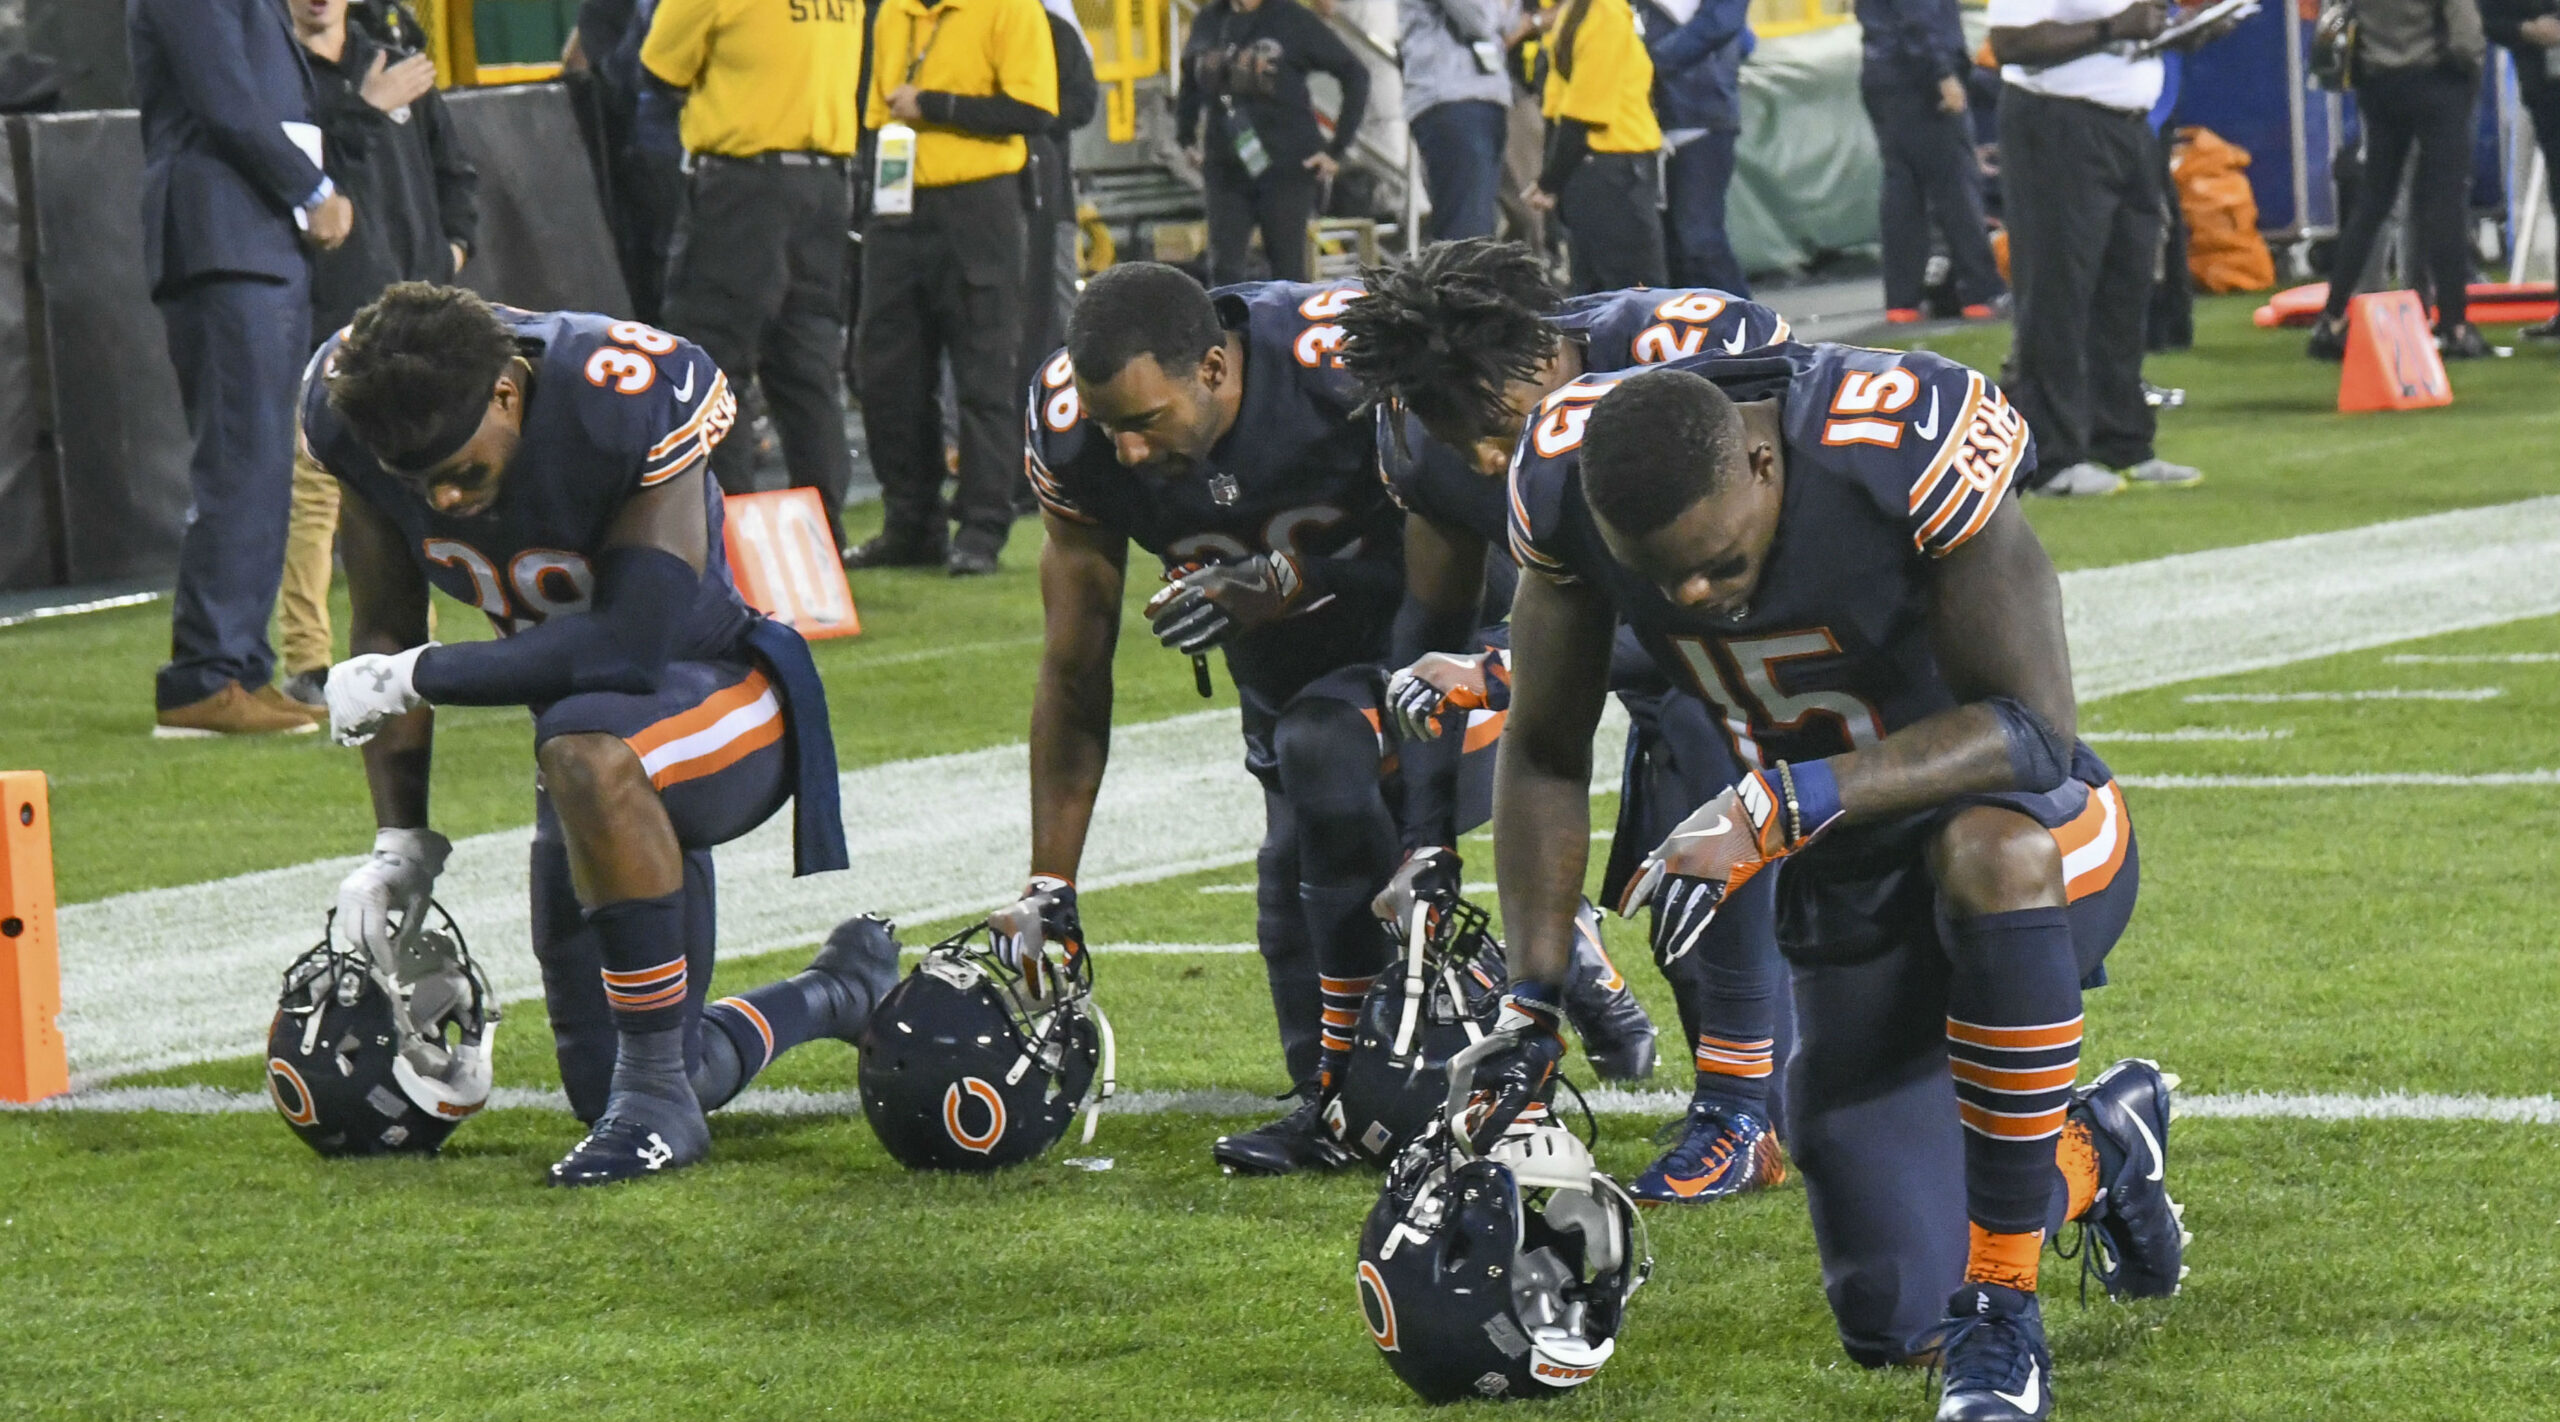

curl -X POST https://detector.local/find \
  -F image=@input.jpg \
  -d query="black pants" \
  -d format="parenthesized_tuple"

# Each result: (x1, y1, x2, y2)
(154, 271, 308, 709)
(1997, 87, 2160, 474)
(858, 174, 1028, 557)
(1863, 80, 2003, 311)
(2323, 64, 2482, 327)
(2525, 73, 2560, 246)
(1559, 151, 1668, 294)
(1205, 159, 1317, 285)
(661, 157, 857, 549)
(1662, 129, 1751, 294)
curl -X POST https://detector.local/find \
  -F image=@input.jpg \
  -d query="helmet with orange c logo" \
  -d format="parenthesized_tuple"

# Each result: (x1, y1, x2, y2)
(856, 920, 1114, 1171)
(265, 901, 497, 1158)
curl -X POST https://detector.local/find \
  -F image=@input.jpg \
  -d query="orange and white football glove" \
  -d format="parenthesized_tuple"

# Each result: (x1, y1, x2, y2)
(1384, 648, 1510, 741)
(1618, 760, 1843, 962)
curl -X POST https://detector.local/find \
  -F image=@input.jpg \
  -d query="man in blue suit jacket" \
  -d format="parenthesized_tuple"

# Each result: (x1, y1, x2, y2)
(130, 0, 356, 737)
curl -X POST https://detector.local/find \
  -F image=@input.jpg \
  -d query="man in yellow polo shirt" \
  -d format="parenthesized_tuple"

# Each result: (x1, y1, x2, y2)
(1526, 0, 1667, 293)
(847, 0, 1058, 576)
(643, 0, 864, 552)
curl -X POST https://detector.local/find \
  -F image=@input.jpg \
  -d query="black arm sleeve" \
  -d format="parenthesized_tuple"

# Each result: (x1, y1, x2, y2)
(1052, 18, 1101, 133)
(1538, 117, 1591, 193)
(1299, 9, 1371, 155)
(409, 545, 696, 706)
(920, 89, 1057, 135)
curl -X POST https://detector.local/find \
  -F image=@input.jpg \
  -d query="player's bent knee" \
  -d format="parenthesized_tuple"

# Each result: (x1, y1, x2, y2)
(1929, 806, 2064, 918)
(535, 732, 651, 814)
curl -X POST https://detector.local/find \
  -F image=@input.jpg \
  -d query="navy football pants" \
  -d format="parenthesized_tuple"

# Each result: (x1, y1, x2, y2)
(527, 658, 793, 1122)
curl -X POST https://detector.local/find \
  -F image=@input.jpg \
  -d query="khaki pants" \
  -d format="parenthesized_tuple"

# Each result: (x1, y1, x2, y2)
(277, 449, 339, 678)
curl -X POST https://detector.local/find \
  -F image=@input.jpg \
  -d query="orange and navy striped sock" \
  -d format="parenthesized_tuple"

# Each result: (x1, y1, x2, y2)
(1691, 1031, 1775, 1115)
(1316, 971, 1376, 1089)
(591, 891, 692, 1035)
(1946, 905, 2083, 1272)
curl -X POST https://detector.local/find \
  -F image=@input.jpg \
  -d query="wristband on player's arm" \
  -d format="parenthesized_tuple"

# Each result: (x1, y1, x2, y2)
(1985, 695, 2072, 794)
(410, 545, 696, 706)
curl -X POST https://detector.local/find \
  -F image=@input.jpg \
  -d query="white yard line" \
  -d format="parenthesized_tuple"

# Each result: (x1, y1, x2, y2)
(47, 495, 2560, 1085)
(2082, 728, 2292, 743)
(14, 1084, 2559, 1126)
(0, 590, 163, 630)
(2384, 652, 2559, 664)
(2183, 688, 2503, 703)
(2122, 771, 2560, 789)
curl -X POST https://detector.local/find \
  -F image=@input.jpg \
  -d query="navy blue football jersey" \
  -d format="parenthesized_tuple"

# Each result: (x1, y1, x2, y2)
(1506, 341, 2036, 771)
(300, 308, 752, 661)
(1379, 287, 1793, 550)
(1026, 280, 1405, 692)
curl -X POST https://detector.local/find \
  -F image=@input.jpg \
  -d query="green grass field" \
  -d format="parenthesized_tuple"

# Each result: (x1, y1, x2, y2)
(2, 296, 2556, 1419)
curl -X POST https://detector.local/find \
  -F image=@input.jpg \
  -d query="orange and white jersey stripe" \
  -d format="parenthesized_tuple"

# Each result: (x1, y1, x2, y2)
(622, 669, 785, 791)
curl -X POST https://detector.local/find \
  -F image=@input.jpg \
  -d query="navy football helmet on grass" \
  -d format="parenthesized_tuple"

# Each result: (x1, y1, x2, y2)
(1333, 894, 1507, 1166)
(857, 920, 1115, 1171)
(266, 901, 496, 1157)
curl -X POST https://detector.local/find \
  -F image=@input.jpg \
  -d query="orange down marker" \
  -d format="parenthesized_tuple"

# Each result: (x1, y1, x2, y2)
(0, 771, 66, 1102)
(722, 489, 862, 640)
(2336, 290, 2453, 414)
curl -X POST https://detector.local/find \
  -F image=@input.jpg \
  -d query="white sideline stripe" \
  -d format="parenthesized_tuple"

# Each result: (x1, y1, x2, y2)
(0, 590, 163, 630)
(2122, 771, 2560, 789)
(15, 1086, 2560, 1125)
(52, 495, 2560, 1083)
(2182, 688, 2503, 704)
(2081, 727, 2291, 743)
(2384, 652, 2559, 664)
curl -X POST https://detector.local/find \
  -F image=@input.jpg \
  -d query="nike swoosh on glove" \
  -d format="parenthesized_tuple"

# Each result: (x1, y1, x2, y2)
(1619, 763, 1841, 962)
(326, 643, 437, 746)
(1457, 991, 1567, 1153)
(333, 826, 453, 972)
(1370, 845, 1460, 928)
(1384, 648, 1509, 741)
(1141, 552, 1306, 655)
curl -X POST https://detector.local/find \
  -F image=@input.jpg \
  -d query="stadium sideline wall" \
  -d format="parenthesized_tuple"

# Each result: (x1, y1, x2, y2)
(0, 82, 631, 593)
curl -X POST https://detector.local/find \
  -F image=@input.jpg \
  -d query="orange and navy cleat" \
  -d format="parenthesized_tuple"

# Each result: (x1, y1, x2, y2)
(1629, 1100, 1784, 1204)
(1885, 307, 1926, 325)
(2064, 1058, 2188, 1298)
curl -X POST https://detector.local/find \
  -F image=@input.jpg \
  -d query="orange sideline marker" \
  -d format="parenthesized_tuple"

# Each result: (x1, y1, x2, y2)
(2337, 290, 2453, 414)
(0, 771, 66, 1102)
(723, 489, 862, 640)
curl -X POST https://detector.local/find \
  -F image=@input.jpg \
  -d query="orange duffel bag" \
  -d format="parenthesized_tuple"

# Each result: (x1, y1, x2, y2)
(2173, 126, 2277, 293)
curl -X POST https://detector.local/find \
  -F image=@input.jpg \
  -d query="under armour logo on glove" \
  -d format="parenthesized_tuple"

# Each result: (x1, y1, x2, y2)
(324, 643, 439, 746)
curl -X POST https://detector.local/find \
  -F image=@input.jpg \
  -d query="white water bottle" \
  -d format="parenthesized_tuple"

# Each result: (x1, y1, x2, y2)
(873, 122, 918, 216)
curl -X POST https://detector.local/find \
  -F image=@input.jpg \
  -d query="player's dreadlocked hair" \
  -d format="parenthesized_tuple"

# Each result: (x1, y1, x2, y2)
(327, 283, 519, 464)
(1581, 368, 1747, 535)
(1337, 238, 1563, 440)
(1067, 262, 1226, 384)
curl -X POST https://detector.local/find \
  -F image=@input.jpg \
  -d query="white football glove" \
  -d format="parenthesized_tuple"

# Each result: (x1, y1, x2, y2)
(333, 827, 452, 970)
(326, 643, 437, 746)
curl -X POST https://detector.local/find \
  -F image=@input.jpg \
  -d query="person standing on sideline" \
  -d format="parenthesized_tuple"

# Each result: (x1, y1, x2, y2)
(1988, 0, 2215, 496)
(1640, 0, 1754, 293)
(130, 0, 354, 737)
(1528, 0, 1667, 293)
(1399, 0, 1515, 241)
(275, 0, 480, 709)
(2306, 0, 2489, 359)
(643, 0, 864, 552)
(1017, 0, 1101, 463)
(2483, 0, 2560, 338)
(1858, 0, 2005, 323)
(1177, 0, 1371, 285)
(848, 0, 1060, 576)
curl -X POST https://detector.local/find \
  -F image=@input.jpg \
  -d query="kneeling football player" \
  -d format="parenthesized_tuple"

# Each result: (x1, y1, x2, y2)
(307, 284, 895, 1186)
(1486, 351, 2184, 1420)
(1337, 238, 1794, 1201)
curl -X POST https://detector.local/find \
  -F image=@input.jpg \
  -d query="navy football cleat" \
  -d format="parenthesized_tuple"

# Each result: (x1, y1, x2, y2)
(1213, 1093, 1354, 1176)
(547, 1094, 710, 1188)
(2068, 1057, 2189, 1298)
(1630, 1100, 1784, 1204)
(1930, 1284, 2053, 1422)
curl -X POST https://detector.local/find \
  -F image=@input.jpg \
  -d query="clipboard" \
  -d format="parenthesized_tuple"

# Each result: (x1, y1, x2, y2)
(2131, 0, 2258, 56)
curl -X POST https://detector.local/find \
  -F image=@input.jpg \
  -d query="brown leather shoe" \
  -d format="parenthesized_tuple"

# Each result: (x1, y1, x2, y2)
(154, 681, 321, 739)
(251, 682, 328, 725)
